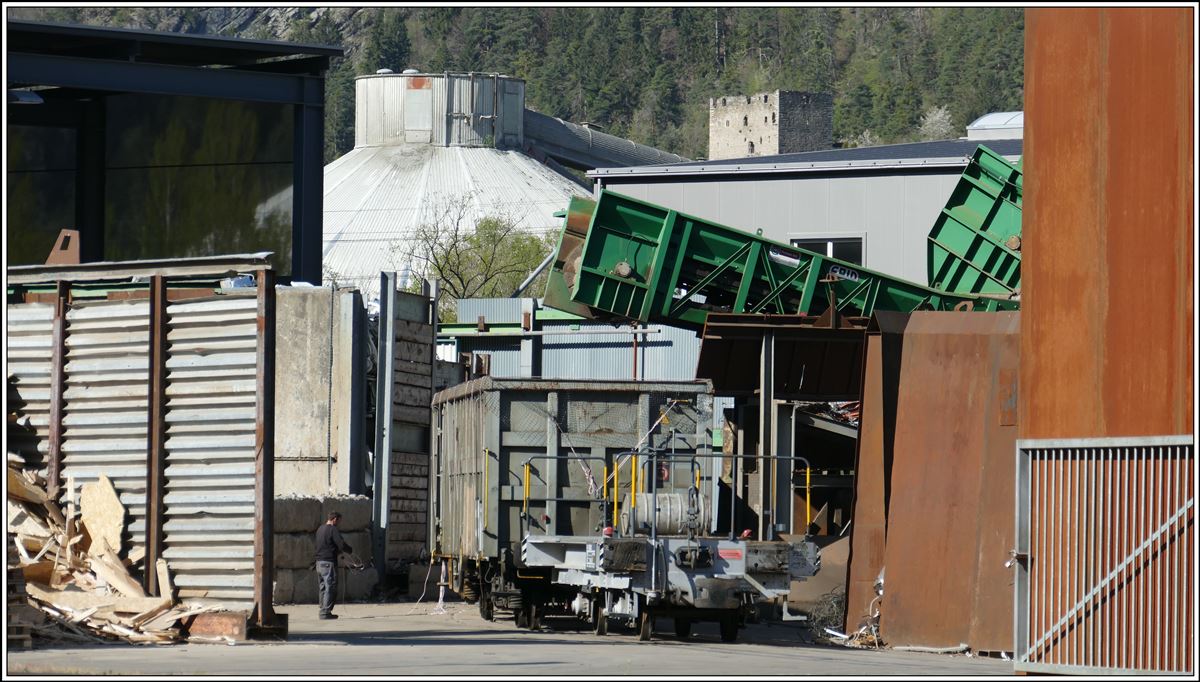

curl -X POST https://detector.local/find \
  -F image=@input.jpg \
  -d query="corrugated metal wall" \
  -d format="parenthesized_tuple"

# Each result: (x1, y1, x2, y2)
(356, 73, 525, 149)
(161, 296, 260, 606)
(1022, 8, 1194, 438)
(60, 299, 152, 561)
(6, 303, 54, 472)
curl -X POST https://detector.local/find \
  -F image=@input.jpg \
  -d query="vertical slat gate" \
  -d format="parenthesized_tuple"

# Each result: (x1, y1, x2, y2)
(1015, 436, 1194, 675)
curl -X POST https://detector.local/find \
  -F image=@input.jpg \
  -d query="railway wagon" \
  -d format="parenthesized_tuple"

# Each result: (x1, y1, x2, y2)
(429, 377, 819, 641)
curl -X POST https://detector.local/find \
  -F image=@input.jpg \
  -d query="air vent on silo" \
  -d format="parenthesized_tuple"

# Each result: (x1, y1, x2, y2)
(376, 68, 393, 75)
(402, 68, 419, 74)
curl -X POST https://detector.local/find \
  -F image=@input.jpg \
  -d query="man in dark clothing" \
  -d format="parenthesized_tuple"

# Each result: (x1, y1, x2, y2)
(315, 511, 353, 619)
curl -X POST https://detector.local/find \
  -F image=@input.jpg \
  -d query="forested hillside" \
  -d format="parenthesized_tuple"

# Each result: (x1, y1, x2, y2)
(11, 7, 1024, 162)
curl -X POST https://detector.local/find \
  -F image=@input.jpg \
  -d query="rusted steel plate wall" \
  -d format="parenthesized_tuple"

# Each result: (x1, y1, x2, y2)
(1022, 8, 1194, 438)
(60, 300, 152, 560)
(162, 295, 260, 606)
(844, 334, 887, 633)
(5, 303, 54, 472)
(1015, 438, 1194, 675)
(845, 312, 908, 633)
(879, 311, 1019, 651)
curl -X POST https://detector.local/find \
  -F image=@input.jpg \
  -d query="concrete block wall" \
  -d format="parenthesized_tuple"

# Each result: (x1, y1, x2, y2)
(273, 494, 377, 604)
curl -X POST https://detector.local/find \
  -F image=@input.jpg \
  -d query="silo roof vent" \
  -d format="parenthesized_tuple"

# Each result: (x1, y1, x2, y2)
(401, 68, 420, 74)
(376, 68, 394, 75)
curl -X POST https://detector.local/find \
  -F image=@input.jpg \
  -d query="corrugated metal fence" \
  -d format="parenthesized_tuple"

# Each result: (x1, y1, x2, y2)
(1015, 436, 1194, 675)
(5, 255, 279, 628)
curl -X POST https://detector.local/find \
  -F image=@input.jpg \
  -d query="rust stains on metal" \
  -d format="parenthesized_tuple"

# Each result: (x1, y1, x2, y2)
(144, 275, 169, 596)
(46, 280, 69, 500)
(878, 311, 1020, 651)
(252, 269, 279, 629)
(407, 76, 431, 90)
(1022, 8, 1194, 439)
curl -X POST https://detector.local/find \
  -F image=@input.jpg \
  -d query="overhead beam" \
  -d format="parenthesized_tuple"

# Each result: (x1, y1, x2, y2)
(8, 52, 325, 106)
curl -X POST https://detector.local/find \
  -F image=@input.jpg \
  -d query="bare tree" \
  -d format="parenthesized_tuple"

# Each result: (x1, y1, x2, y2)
(398, 193, 557, 322)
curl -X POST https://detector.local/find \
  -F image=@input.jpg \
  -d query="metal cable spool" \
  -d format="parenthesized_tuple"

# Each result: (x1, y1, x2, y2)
(620, 492, 703, 536)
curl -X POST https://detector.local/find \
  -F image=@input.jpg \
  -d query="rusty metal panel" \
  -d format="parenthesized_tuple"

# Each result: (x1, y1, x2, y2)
(844, 334, 887, 634)
(845, 312, 908, 634)
(1015, 438, 1194, 674)
(5, 302, 54, 473)
(1022, 8, 1194, 439)
(878, 311, 1019, 651)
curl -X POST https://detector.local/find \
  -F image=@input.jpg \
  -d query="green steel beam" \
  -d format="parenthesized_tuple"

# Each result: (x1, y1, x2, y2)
(543, 188, 1018, 330)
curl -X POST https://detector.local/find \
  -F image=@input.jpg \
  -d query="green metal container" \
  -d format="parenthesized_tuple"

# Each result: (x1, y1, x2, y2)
(544, 190, 1016, 330)
(926, 145, 1023, 296)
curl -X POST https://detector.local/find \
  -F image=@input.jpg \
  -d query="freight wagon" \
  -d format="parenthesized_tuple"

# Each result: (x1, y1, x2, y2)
(429, 377, 819, 641)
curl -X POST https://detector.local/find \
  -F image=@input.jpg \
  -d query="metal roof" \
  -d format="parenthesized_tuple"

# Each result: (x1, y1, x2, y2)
(7, 20, 343, 67)
(967, 111, 1024, 129)
(589, 138, 1023, 179)
(321, 144, 589, 301)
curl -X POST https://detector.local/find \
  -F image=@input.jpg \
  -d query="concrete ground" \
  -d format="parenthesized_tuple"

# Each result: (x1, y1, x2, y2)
(7, 602, 1014, 677)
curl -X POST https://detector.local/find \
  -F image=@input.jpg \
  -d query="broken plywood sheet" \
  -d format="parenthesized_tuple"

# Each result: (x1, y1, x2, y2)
(26, 583, 164, 613)
(80, 475, 125, 558)
(89, 540, 147, 598)
(8, 500, 52, 538)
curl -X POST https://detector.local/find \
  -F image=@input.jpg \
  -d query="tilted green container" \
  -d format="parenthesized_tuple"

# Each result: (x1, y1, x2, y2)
(926, 144, 1023, 296)
(544, 189, 1017, 330)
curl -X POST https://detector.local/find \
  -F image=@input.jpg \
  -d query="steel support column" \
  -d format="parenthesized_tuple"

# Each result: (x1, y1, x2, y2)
(291, 75, 325, 284)
(144, 275, 168, 595)
(757, 329, 775, 540)
(253, 269, 277, 627)
(76, 98, 106, 263)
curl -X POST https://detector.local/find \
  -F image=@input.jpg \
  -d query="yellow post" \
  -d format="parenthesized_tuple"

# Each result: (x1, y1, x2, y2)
(695, 467, 700, 491)
(523, 463, 530, 514)
(631, 455, 638, 509)
(602, 465, 608, 500)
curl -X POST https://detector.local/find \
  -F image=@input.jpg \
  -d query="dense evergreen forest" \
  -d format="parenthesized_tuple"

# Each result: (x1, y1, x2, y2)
(12, 6, 1024, 162)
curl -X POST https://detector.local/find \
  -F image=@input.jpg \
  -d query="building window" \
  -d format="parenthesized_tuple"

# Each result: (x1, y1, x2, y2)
(764, 116, 768, 124)
(772, 112, 776, 123)
(722, 98, 726, 106)
(791, 237, 864, 265)
(748, 141, 755, 154)
(742, 115, 748, 126)
(746, 96, 751, 104)
(764, 95, 769, 103)
(726, 120, 730, 127)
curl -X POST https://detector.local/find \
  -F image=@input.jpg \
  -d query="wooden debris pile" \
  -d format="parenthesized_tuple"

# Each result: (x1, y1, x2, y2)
(6, 464, 223, 646)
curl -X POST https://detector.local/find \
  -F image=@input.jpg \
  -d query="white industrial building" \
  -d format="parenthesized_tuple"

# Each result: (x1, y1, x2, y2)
(590, 114, 1022, 286)
(321, 71, 686, 301)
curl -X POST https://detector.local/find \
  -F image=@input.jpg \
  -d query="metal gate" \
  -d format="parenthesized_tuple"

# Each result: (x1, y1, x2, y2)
(1014, 436, 1194, 675)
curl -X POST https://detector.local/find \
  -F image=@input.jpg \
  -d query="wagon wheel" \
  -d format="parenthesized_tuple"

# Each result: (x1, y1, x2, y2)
(637, 608, 653, 642)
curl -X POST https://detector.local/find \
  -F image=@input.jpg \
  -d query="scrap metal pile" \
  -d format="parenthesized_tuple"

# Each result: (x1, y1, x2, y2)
(6, 463, 223, 646)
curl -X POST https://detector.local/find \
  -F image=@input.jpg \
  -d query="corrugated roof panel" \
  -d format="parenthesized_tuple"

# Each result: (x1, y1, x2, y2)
(322, 145, 587, 302)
